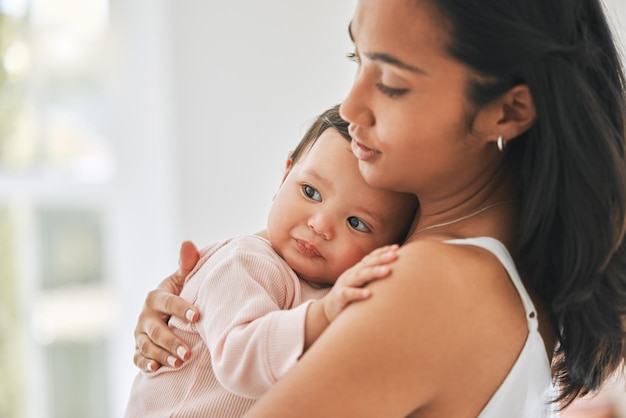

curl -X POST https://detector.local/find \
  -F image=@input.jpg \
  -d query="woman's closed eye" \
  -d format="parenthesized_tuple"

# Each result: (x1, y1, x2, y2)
(347, 216, 371, 233)
(302, 184, 322, 202)
(376, 82, 408, 98)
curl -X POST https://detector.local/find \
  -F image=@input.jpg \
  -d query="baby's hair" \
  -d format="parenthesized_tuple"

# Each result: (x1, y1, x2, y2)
(289, 104, 418, 245)
(290, 104, 350, 165)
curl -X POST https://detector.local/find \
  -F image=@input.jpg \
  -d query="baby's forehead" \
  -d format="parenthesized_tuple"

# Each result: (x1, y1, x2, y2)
(294, 134, 350, 163)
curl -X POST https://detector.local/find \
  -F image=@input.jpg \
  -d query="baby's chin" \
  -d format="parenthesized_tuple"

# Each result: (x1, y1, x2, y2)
(299, 278, 333, 289)
(293, 270, 334, 288)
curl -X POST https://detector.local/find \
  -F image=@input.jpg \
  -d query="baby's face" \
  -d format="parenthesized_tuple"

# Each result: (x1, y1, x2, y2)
(267, 128, 417, 284)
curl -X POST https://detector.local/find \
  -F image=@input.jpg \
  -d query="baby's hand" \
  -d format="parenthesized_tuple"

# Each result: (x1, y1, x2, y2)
(322, 244, 399, 322)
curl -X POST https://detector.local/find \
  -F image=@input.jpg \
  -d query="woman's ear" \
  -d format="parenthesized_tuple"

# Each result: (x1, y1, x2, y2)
(498, 84, 536, 137)
(475, 84, 537, 146)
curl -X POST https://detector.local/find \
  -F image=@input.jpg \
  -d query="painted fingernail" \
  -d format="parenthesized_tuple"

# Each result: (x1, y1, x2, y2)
(145, 361, 153, 372)
(167, 356, 178, 367)
(177, 346, 188, 360)
(185, 309, 196, 321)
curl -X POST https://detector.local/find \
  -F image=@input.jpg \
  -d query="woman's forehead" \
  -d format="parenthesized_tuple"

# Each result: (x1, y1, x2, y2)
(350, 0, 450, 59)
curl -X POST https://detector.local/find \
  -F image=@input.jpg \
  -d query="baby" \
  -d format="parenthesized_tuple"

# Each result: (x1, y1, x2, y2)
(124, 104, 418, 417)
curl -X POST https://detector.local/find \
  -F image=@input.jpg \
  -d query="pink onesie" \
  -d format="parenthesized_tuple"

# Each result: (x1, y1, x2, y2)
(125, 235, 330, 418)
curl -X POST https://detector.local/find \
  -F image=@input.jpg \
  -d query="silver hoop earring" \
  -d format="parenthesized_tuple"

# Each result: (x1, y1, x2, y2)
(497, 135, 506, 152)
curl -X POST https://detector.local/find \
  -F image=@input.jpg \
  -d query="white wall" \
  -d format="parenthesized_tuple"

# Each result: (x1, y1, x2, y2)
(172, 0, 354, 243)
(170, 1, 358, 245)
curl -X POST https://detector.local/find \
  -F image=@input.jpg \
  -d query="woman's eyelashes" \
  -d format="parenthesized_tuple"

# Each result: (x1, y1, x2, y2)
(348, 216, 372, 233)
(376, 82, 408, 98)
(302, 184, 322, 202)
(346, 51, 408, 98)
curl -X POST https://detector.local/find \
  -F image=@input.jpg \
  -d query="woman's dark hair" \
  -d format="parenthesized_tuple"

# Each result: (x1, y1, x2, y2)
(428, 0, 626, 406)
(290, 104, 351, 164)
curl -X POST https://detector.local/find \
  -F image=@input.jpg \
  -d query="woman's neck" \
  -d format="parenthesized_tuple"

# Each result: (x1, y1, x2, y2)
(408, 164, 517, 242)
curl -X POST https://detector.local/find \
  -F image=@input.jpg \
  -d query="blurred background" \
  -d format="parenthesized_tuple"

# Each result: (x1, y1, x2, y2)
(0, 0, 624, 417)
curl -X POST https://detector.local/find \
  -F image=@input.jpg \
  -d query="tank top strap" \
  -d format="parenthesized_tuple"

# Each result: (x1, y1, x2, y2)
(445, 237, 539, 332)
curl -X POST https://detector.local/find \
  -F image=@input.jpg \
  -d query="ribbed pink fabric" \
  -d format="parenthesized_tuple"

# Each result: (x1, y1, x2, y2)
(125, 235, 330, 418)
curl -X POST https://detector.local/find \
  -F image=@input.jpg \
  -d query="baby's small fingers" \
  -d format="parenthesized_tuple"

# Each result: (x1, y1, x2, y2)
(343, 265, 393, 288)
(338, 287, 372, 304)
(366, 244, 399, 258)
(360, 245, 399, 266)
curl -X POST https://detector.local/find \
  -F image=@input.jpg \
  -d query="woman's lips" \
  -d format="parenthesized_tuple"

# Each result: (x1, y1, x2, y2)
(296, 239, 321, 257)
(351, 139, 379, 161)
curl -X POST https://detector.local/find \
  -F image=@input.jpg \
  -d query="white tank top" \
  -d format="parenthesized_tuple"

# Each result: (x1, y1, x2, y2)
(446, 237, 559, 418)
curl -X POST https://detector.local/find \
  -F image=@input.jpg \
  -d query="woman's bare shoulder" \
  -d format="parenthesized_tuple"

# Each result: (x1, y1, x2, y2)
(348, 237, 530, 412)
(387, 237, 509, 291)
(371, 237, 526, 335)
(244, 238, 530, 417)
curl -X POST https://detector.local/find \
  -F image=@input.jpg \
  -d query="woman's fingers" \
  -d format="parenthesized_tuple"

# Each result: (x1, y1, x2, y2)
(178, 241, 200, 281)
(149, 241, 202, 322)
(134, 347, 157, 372)
(131, 241, 202, 372)
(145, 287, 198, 323)
(133, 302, 191, 370)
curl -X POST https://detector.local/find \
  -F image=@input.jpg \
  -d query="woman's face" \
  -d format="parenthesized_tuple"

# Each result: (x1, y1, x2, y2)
(340, 0, 488, 200)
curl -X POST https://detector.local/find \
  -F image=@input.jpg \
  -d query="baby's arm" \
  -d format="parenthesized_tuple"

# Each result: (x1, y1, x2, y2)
(195, 241, 400, 398)
(304, 245, 399, 351)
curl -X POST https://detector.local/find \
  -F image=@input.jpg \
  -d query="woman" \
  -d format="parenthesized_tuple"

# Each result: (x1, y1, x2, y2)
(133, 0, 626, 416)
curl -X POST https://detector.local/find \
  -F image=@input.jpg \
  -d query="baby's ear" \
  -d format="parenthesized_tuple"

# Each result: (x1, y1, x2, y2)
(281, 151, 294, 184)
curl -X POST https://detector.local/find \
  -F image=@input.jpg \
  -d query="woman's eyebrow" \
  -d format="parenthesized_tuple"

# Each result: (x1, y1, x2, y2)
(367, 52, 428, 74)
(348, 22, 428, 75)
(348, 21, 355, 42)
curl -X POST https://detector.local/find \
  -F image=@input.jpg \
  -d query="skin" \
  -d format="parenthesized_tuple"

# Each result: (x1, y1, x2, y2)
(134, 0, 557, 415)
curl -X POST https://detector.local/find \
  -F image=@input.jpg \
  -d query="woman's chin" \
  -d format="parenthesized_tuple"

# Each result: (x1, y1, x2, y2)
(358, 162, 390, 188)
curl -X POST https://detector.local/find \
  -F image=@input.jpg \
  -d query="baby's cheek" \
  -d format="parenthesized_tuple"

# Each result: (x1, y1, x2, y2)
(337, 246, 371, 272)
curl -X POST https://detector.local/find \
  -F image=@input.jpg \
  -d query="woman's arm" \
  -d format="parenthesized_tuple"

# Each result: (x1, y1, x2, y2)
(133, 241, 201, 372)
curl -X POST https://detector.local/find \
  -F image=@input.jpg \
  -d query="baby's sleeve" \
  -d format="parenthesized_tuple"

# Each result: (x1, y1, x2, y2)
(193, 239, 312, 398)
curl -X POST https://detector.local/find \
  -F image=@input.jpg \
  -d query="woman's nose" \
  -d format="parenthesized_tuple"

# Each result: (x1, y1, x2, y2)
(340, 74, 375, 128)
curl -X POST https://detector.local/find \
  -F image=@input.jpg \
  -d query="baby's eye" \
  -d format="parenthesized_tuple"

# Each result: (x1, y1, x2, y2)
(303, 185, 322, 202)
(347, 216, 371, 232)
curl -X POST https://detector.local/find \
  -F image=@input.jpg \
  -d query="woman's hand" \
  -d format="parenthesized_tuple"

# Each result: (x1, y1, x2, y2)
(133, 241, 201, 372)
